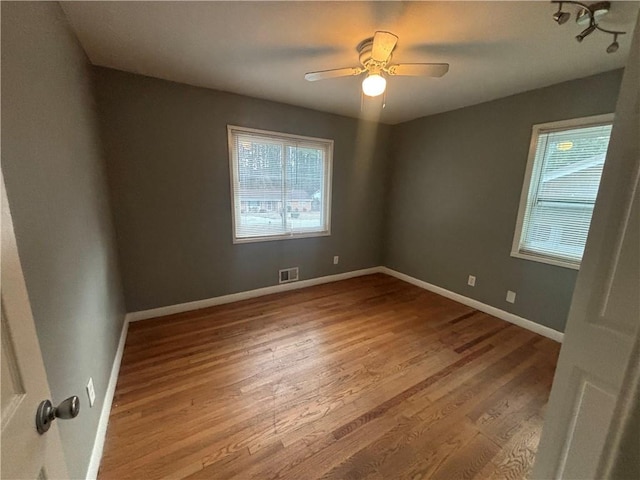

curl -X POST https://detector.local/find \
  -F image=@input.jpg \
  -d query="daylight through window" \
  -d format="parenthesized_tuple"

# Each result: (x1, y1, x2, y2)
(511, 114, 613, 269)
(228, 126, 332, 243)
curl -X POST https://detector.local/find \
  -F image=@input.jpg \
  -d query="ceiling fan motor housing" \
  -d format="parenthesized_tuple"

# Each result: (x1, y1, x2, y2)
(358, 38, 392, 70)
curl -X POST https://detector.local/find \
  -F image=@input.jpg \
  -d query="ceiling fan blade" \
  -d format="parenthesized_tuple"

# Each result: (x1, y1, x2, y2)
(371, 31, 398, 62)
(304, 67, 363, 81)
(385, 63, 450, 77)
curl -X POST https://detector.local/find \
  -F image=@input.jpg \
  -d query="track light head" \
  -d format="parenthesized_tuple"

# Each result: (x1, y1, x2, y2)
(553, 10, 571, 24)
(576, 23, 597, 42)
(606, 40, 619, 53)
(576, 2, 611, 25)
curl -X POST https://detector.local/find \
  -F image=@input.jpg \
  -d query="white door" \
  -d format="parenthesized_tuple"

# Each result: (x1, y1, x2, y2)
(531, 14, 640, 480)
(1, 171, 69, 479)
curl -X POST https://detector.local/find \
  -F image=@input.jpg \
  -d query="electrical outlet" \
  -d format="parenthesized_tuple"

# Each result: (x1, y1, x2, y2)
(467, 275, 476, 287)
(506, 290, 516, 304)
(86, 377, 96, 407)
(333, 255, 339, 265)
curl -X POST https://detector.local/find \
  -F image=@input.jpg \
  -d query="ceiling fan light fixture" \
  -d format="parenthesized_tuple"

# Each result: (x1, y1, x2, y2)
(362, 73, 386, 97)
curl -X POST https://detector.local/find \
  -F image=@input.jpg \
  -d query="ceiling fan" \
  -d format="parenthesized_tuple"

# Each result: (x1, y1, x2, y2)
(304, 31, 449, 98)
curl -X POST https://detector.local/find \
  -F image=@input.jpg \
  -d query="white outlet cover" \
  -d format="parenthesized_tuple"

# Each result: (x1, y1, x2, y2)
(468, 275, 476, 287)
(333, 256, 339, 265)
(86, 377, 96, 407)
(506, 290, 517, 303)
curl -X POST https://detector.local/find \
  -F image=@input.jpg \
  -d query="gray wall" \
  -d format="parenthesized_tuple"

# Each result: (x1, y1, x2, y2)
(385, 69, 623, 332)
(1, 3, 125, 478)
(94, 66, 622, 331)
(93, 67, 391, 312)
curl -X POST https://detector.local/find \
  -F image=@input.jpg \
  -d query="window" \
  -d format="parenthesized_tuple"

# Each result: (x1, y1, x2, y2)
(512, 114, 613, 269)
(228, 125, 332, 243)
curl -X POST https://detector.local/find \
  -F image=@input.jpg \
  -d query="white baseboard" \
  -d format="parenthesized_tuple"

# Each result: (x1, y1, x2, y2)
(86, 315, 129, 480)
(126, 267, 382, 322)
(380, 267, 564, 343)
(125, 266, 564, 343)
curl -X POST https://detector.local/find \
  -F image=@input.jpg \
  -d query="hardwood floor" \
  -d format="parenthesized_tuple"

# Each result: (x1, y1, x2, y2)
(98, 274, 560, 480)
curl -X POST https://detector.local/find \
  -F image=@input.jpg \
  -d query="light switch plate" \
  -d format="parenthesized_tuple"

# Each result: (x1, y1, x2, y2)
(86, 377, 96, 407)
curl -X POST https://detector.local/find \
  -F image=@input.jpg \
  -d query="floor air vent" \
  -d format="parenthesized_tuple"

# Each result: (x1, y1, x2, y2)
(279, 267, 299, 284)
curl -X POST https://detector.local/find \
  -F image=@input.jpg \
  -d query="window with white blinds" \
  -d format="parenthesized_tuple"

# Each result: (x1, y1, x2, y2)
(511, 114, 613, 269)
(227, 125, 332, 243)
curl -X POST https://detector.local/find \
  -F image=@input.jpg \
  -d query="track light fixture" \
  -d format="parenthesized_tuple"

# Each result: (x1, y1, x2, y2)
(550, 1, 626, 53)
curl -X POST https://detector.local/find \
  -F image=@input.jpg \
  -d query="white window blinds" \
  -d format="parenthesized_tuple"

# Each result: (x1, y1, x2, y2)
(513, 117, 613, 268)
(228, 126, 332, 243)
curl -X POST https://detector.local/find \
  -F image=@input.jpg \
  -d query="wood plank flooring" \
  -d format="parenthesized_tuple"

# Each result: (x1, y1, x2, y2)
(98, 273, 560, 480)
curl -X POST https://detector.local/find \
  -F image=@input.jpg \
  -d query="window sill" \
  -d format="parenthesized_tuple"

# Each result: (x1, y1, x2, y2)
(233, 230, 331, 244)
(510, 250, 580, 270)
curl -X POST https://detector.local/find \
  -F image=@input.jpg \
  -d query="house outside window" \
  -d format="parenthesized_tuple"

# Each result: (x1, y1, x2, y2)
(228, 125, 332, 243)
(511, 114, 614, 269)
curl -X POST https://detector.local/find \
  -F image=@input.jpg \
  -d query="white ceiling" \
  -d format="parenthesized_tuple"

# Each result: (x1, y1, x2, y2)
(61, 1, 639, 124)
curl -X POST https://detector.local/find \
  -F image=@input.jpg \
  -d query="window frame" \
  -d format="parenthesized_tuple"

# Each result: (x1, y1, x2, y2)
(227, 125, 333, 244)
(511, 113, 614, 270)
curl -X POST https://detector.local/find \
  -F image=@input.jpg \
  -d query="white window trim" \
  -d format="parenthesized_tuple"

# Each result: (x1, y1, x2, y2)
(227, 125, 333, 244)
(511, 113, 614, 270)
